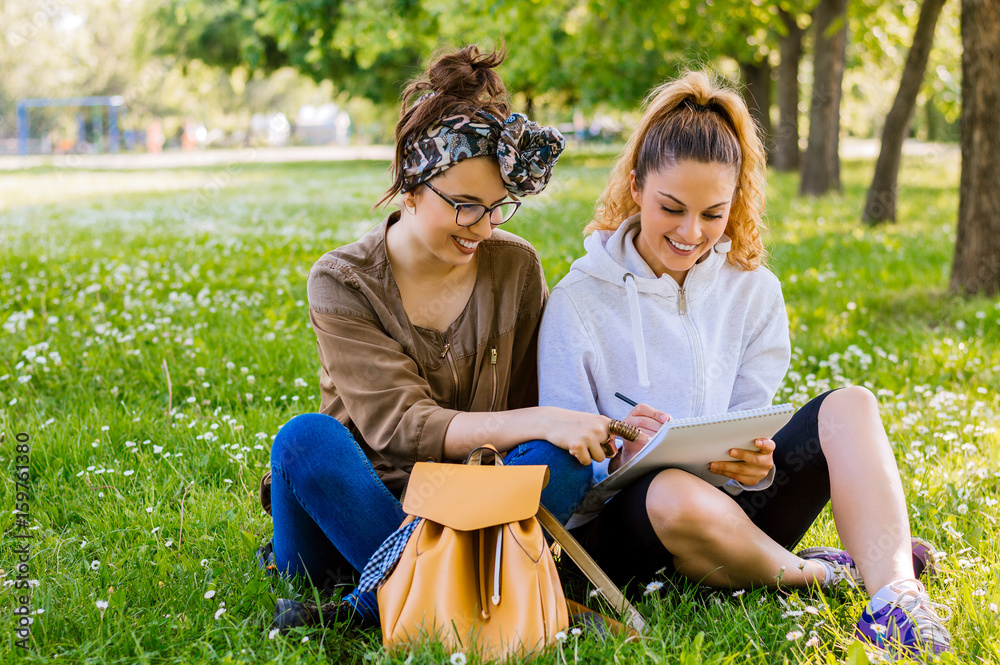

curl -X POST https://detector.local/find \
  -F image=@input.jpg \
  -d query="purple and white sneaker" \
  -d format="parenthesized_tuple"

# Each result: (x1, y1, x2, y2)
(796, 538, 942, 592)
(909, 536, 941, 580)
(795, 547, 864, 590)
(856, 579, 951, 657)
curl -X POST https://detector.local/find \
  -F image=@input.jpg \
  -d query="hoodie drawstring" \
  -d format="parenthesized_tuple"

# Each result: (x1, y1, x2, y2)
(623, 273, 651, 388)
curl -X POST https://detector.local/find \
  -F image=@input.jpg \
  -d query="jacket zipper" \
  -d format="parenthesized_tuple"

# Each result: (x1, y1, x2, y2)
(676, 281, 706, 414)
(441, 338, 460, 408)
(489, 347, 498, 412)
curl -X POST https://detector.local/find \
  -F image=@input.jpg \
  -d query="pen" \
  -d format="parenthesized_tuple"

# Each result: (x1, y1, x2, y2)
(615, 392, 638, 407)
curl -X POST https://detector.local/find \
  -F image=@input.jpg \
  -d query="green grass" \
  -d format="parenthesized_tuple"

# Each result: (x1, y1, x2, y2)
(1, 146, 998, 664)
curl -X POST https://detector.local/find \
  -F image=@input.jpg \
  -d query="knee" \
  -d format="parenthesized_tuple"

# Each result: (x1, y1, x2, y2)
(826, 385, 880, 419)
(818, 386, 883, 446)
(523, 439, 592, 487)
(645, 470, 722, 540)
(271, 413, 350, 470)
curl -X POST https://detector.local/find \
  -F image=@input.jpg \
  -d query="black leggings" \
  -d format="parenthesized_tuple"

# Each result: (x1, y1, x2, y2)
(570, 390, 835, 592)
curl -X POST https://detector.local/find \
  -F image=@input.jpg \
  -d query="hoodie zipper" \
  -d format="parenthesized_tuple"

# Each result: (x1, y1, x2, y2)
(489, 347, 498, 412)
(676, 276, 706, 415)
(441, 338, 460, 407)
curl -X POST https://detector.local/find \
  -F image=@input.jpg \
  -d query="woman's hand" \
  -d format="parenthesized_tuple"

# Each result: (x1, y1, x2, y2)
(709, 438, 775, 486)
(539, 407, 616, 465)
(609, 403, 671, 473)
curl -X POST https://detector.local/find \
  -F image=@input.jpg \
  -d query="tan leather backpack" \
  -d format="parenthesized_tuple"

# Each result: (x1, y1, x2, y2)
(375, 446, 644, 660)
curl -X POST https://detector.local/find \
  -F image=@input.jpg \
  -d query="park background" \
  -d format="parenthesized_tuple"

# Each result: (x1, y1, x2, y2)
(1, 0, 999, 663)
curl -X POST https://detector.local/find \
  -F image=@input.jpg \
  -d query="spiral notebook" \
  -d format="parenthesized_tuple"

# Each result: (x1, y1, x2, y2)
(569, 404, 796, 525)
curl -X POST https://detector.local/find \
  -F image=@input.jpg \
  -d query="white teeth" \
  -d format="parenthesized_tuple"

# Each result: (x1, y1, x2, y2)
(667, 237, 698, 251)
(455, 237, 478, 250)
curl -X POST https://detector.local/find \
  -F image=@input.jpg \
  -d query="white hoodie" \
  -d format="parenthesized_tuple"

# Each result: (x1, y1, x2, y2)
(538, 214, 791, 488)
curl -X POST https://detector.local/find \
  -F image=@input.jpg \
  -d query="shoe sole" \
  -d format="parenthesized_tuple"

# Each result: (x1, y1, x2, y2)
(272, 598, 315, 632)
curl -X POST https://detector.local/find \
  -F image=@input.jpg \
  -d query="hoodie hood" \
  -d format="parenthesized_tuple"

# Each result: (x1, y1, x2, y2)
(568, 214, 733, 386)
(572, 214, 733, 296)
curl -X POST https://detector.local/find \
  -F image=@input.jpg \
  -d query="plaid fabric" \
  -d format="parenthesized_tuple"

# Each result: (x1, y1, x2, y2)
(358, 518, 422, 593)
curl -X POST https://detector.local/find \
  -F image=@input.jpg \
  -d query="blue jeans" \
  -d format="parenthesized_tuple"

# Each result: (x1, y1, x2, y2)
(269, 412, 592, 618)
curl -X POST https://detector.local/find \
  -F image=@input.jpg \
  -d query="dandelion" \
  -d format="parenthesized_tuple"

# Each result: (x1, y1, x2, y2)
(570, 627, 582, 637)
(643, 580, 664, 596)
(90, 560, 100, 571)
(204, 589, 216, 599)
(268, 628, 279, 640)
(146, 507, 153, 513)
(201, 559, 209, 567)
(957, 504, 968, 515)
(196, 367, 206, 377)
(450, 653, 468, 665)
(588, 589, 601, 598)
(101, 425, 109, 432)
(990, 603, 998, 613)
(554, 631, 567, 642)
(96, 599, 109, 617)
(786, 630, 804, 641)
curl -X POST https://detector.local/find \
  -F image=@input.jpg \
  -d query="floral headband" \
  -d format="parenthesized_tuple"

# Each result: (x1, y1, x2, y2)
(401, 105, 565, 197)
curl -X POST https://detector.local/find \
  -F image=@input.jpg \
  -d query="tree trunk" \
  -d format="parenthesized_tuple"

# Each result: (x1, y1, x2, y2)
(863, 0, 949, 226)
(524, 93, 535, 120)
(741, 60, 773, 162)
(950, 0, 1000, 295)
(800, 0, 848, 196)
(774, 8, 804, 172)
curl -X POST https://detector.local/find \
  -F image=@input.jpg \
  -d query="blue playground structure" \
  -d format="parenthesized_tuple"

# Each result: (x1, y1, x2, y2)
(16, 95, 125, 156)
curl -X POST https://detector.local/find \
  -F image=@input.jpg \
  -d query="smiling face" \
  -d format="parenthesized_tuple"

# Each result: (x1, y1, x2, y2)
(630, 159, 738, 286)
(400, 156, 511, 268)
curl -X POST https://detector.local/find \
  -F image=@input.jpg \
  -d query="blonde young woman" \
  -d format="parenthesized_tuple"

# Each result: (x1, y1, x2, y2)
(537, 71, 950, 657)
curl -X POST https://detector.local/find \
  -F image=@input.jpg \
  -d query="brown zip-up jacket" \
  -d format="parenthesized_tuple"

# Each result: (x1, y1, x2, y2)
(306, 211, 548, 495)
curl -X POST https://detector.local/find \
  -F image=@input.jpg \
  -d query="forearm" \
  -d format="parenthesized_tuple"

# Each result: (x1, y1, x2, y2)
(441, 407, 553, 460)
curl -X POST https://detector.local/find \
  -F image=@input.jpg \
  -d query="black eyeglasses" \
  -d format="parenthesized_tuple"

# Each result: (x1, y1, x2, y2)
(423, 181, 521, 227)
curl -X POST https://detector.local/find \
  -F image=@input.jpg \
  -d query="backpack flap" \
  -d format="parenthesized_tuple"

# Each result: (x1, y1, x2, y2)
(402, 462, 549, 531)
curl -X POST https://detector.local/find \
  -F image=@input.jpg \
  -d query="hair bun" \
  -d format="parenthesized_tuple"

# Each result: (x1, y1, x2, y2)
(425, 44, 509, 105)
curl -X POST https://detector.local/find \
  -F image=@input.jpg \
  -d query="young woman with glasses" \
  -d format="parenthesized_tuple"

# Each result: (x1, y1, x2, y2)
(260, 44, 619, 630)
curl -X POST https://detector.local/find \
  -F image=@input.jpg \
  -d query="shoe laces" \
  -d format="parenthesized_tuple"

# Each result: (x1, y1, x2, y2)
(822, 559, 860, 589)
(889, 584, 951, 649)
(800, 549, 862, 590)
